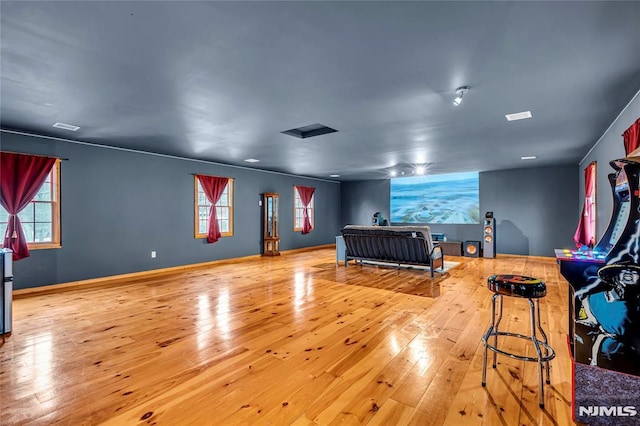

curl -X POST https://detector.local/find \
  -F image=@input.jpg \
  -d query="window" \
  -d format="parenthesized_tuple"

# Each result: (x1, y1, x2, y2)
(0, 159, 61, 249)
(194, 177, 233, 238)
(294, 187, 314, 231)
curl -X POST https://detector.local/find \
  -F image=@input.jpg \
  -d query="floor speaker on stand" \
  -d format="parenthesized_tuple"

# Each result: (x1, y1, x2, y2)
(483, 212, 496, 258)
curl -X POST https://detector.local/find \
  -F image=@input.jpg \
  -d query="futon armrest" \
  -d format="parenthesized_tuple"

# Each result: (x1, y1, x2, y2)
(431, 244, 443, 260)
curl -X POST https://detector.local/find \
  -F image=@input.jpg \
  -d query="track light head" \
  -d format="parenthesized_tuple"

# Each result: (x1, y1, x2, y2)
(453, 86, 470, 106)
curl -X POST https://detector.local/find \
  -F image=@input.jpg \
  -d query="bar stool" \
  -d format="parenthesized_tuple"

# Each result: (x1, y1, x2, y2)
(481, 274, 555, 408)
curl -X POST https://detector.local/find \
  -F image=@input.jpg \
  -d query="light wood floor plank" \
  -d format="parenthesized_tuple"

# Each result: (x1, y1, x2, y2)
(0, 249, 574, 425)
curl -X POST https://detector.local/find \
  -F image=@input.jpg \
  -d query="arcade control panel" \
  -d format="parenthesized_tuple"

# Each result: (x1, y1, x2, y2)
(554, 248, 607, 263)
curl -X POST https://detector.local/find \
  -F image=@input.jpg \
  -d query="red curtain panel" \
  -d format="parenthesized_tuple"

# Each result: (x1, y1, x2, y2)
(573, 162, 596, 247)
(623, 117, 640, 155)
(196, 175, 229, 243)
(0, 152, 56, 260)
(295, 185, 315, 234)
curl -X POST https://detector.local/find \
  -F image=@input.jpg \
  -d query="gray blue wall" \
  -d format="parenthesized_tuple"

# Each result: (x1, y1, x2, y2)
(578, 90, 640, 241)
(341, 165, 579, 257)
(13, 97, 630, 288)
(1, 131, 341, 289)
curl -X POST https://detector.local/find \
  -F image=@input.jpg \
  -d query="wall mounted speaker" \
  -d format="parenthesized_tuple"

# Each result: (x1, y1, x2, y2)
(465, 241, 481, 257)
(483, 216, 496, 258)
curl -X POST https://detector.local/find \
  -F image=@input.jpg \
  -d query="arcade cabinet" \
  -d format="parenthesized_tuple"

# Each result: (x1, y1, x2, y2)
(555, 151, 640, 424)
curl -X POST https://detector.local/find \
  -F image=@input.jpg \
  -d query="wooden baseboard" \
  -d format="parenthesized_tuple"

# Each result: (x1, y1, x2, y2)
(281, 243, 335, 254)
(496, 253, 557, 261)
(14, 244, 334, 298)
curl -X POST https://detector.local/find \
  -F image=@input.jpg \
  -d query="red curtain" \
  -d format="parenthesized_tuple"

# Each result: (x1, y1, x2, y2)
(0, 152, 56, 260)
(623, 117, 640, 155)
(574, 162, 596, 248)
(197, 175, 229, 243)
(296, 186, 315, 234)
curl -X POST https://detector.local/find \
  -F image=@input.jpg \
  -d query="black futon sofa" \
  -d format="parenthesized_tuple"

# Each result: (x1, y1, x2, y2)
(339, 225, 444, 277)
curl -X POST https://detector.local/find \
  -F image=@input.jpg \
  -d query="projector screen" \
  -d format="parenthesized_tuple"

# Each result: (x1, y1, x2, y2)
(390, 172, 480, 224)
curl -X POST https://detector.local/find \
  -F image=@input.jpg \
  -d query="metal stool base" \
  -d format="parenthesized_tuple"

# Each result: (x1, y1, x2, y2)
(483, 331, 555, 364)
(481, 293, 555, 408)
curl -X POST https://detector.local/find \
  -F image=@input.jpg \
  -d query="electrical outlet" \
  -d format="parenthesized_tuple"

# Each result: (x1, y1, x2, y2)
(151, 251, 157, 258)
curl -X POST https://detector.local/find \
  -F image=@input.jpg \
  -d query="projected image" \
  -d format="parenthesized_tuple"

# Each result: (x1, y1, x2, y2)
(390, 172, 480, 224)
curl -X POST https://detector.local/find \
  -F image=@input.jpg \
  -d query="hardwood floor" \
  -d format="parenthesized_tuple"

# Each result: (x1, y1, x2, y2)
(0, 248, 574, 425)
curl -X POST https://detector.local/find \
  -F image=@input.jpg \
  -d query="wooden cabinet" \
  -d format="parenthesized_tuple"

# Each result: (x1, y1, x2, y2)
(439, 241, 463, 256)
(262, 193, 280, 256)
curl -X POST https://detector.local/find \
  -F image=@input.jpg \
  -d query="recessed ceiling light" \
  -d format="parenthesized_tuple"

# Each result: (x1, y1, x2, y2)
(506, 111, 533, 121)
(415, 165, 426, 175)
(52, 122, 80, 131)
(329, 174, 340, 178)
(521, 156, 537, 160)
(390, 170, 397, 177)
(244, 158, 260, 163)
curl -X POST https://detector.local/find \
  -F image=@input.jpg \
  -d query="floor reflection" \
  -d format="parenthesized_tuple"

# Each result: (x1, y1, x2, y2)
(408, 337, 433, 374)
(310, 262, 446, 297)
(19, 332, 56, 408)
(216, 289, 230, 340)
(294, 272, 314, 313)
(197, 294, 211, 351)
(196, 288, 231, 353)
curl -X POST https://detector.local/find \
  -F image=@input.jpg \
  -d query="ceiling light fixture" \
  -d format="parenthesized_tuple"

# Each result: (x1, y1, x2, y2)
(453, 86, 470, 106)
(415, 165, 426, 175)
(390, 170, 397, 177)
(329, 174, 340, 178)
(521, 156, 537, 160)
(244, 158, 260, 163)
(506, 111, 533, 121)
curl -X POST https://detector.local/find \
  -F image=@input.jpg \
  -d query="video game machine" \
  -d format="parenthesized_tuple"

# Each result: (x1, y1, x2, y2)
(555, 135, 640, 424)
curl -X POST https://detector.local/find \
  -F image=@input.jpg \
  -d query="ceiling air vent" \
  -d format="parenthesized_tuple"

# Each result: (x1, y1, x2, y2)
(281, 123, 338, 139)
